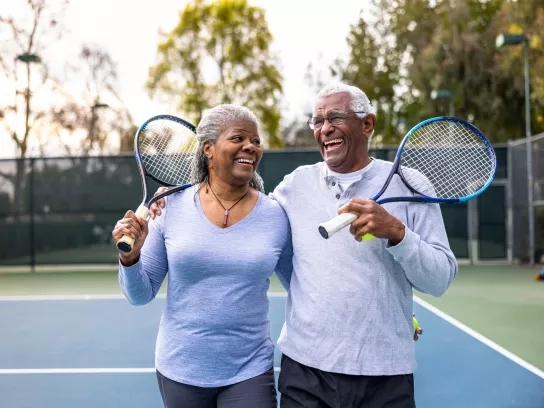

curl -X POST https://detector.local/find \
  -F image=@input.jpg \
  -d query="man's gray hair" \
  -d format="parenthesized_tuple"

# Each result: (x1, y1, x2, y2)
(315, 82, 375, 145)
(192, 104, 265, 193)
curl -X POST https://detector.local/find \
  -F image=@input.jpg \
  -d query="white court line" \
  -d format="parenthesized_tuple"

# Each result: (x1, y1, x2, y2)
(0, 368, 155, 374)
(0, 292, 287, 302)
(414, 295, 544, 380)
(0, 367, 281, 375)
(4, 292, 540, 380)
(0, 294, 132, 301)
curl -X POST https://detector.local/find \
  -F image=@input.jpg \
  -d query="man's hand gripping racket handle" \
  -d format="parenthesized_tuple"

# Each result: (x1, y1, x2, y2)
(116, 205, 150, 253)
(318, 212, 374, 241)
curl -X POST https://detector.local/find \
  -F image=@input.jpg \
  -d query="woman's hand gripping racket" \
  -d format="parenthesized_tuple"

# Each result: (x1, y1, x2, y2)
(116, 114, 198, 253)
(318, 116, 497, 240)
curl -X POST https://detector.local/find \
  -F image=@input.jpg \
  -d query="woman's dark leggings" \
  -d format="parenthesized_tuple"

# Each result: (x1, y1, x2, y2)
(156, 368, 277, 408)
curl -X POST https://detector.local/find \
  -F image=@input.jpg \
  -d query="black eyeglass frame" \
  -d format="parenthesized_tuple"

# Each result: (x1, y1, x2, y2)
(307, 110, 367, 130)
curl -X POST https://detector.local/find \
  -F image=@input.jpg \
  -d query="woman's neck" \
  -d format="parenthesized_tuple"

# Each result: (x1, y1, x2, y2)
(206, 175, 250, 202)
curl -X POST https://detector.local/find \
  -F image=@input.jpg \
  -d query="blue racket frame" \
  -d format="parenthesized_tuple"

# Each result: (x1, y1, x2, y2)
(373, 116, 497, 205)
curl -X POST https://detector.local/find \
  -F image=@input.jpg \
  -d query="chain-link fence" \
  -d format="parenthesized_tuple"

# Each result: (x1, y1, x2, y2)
(508, 133, 544, 264)
(0, 147, 509, 271)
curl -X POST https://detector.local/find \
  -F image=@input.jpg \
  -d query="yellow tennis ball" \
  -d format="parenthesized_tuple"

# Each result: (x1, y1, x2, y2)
(413, 317, 419, 331)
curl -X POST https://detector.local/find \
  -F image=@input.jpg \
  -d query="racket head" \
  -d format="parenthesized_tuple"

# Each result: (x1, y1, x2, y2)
(392, 116, 497, 203)
(134, 114, 198, 205)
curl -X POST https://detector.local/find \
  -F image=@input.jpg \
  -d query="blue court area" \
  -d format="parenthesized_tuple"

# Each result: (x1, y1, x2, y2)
(1, 294, 543, 408)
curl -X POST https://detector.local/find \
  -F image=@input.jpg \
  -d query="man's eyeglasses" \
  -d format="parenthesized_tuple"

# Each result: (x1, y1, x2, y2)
(307, 111, 367, 130)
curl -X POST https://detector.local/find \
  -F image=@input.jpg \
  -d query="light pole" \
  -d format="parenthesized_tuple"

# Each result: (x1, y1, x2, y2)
(430, 89, 454, 116)
(496, 33, 534, 266)
(15, 53, 42, 153)
(15, 53, 41, 273)
(89, 101, 110, 150)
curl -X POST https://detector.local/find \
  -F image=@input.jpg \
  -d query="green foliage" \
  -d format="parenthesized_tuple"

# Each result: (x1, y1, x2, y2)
(147, 0, 284, 147)
(494, 0, 544, 131)
(335, 0, 544, 144)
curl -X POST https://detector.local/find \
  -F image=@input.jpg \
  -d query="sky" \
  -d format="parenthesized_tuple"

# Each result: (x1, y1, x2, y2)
(0, 0, 369, 158)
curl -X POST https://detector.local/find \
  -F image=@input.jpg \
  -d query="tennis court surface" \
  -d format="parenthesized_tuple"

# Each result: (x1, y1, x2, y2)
(1, 277, 544, 408)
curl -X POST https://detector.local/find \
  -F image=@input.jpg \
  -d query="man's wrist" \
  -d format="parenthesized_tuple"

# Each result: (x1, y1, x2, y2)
(388, 223, 406, 246)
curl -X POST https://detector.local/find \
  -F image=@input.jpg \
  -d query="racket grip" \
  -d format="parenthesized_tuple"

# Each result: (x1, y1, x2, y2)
(318, 212, 358, 239)
(116, 205, 149, 253)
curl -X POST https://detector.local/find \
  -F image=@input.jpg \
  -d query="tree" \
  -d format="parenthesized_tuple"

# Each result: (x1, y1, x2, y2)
(493, 0, 544, 135)
(332, 14, 402, 146)
(0, 0, 69, 211)
(332, 0, 543, 145)
(49, 45, 136, 155)
(403, 0, 514, 138)
(146, 0, 284, 147)
(0, 0, 70, 158)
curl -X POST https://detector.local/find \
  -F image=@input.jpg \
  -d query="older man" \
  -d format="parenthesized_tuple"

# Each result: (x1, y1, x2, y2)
(150, 83, 457, 407)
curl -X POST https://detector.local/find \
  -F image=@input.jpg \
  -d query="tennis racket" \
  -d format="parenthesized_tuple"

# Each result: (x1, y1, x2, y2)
(318, 116, 497, 239)
(116, 114, 198, 253)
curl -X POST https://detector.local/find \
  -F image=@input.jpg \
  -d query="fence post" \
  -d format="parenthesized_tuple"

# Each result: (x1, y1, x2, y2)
(467, 199, 478, 265)
(29, 157, 35, 273)
(506, 142, 513, 263)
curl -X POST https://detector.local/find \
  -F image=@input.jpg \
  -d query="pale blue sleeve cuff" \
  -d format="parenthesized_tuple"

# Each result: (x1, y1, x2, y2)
(118, 258, 143, 285)
(385, 226, 420, 262)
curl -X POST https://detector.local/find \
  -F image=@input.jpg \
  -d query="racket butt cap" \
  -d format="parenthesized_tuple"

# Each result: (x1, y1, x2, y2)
(117, 241, 133, 253)
(318, 226, 330, 239)
(318, 212, 358, 239)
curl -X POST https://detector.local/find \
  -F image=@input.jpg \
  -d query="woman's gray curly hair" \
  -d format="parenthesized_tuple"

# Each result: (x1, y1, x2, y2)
(191, 104, 265, 193)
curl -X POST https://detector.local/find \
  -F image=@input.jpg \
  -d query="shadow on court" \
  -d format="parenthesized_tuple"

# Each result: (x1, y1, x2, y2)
(0, 295, 543, 408)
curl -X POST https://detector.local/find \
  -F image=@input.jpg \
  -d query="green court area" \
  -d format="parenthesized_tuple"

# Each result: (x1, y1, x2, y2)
(417, 264, 544, 372)
(1, 263, 543, 371)
(0, 265, 287, 295)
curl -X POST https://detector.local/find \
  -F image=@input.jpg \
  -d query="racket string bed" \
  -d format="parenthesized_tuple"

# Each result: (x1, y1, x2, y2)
(400, 121, 495, 198)
(141, 126, 192, 183)
(139, 122, 197, 185)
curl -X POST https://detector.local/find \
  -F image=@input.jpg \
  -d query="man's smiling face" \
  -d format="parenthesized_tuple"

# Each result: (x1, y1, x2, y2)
(312, 92, 373, 173)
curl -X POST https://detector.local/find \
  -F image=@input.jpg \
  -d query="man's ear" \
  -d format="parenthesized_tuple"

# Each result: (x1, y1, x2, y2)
(363, 113, 376, 137)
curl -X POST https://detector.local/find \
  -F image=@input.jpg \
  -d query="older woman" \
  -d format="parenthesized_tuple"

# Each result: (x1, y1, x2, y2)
(111, 104, 292, 408)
